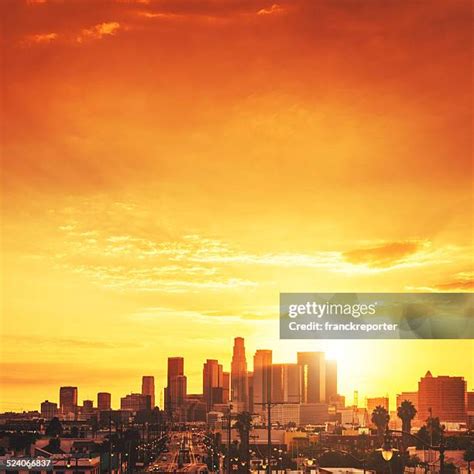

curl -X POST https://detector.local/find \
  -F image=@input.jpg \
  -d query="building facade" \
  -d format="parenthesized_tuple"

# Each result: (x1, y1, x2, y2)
(297, 352, 326, 403)
(59, 386, 78, 416)
(231, 337, 249, 411)
(97, 392, 111, 411)
(142, 376, 155, 408)
(418, 371, 466, 423)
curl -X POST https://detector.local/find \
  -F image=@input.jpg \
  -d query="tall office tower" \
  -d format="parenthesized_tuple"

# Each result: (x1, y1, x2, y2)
(325, 360, 338, 402)
(418, 371, 467, 423)
(297, 352, 326, 403)
(467, 391, 474, 411)
(169, 375, 187, 409)
(40, 400, 58, 420)
(253, 350, 272, 411)
(59, 386, 78, 415)
(272, 363, 301, 403)
(142, 376, 155, 408)
(203, 359, 223, 410)
(222, 372, 230, 403)
(248, 372, 254, 413)
(97, 392, 111, 411)
(468, 392, 474, 430)
(231, 337, 249, 410)
(166, 357, 185, 413)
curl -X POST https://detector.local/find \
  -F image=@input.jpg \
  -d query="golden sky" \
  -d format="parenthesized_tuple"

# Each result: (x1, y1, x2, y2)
(1, 0, 473, 412)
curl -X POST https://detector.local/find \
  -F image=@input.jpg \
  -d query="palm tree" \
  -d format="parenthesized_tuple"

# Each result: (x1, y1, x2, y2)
(397, 400, 417, 450)
(235, 411, 252, 472)
(371, 406, 389, 438)
(45, 417, 63, 437)
(464, 443, 474, 474)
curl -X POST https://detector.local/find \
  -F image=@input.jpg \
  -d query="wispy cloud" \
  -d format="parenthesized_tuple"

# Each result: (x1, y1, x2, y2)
(23, 32, 58, 44)
(435, 271, 474, 291)
(408, 271, 474, 292)
(47, 221, 470, 293)
(129, 305, 275, 324)
(343, 241, 425, 268)
(257, 4, 285, 16)
(77, 22, 121, 43)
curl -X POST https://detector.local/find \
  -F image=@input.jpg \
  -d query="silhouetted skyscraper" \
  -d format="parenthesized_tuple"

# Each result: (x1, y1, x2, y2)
(272, 363, 301, 403)
(418, 371, 466, 423)
(325, 360, 338, 402)
(253, 350, 272, 410)
(203, 359, 223, 410)
(248, 372, 254, 413)
(231, 337, 249, 411)
(166, 357, 187, 414)
(142, 376, 155, 408)
(297, 352, 326, 403)
(40, 400, 58, 420)
(59, 386, 78, 415)
(222, 371, 230, 403)
(121, 393, 151, 411)
(97, 392, 111, 411)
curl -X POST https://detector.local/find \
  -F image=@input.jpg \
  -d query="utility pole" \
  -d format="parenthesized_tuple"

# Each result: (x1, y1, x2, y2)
(227, 404, 233, 474)
(266, 400, 271, 474)
(439, 434, 445, 474)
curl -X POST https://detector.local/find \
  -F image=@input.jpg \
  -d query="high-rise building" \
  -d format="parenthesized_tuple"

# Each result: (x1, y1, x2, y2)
(248, 372, 254, 413)
(59, 386, 78, 415)
(168, 357, 184, 380)
(272, 363, 301, 403)
(297, 352, 326, 403)
(325, 360, 338, 402)
(222, 372, 230, 403)
(203, 359, 223, 410)
(418, 371, 466, 423)
(142, 376, 155, 408)
(300, 403, 331, 425)
(468, 391, 474, 430)
(97, 392, 111, 411)
(253, 350, 272, 411)
(396, 392, 418, 410)
(165, 357, 186, 414)
(272, 364, 285, 403)
(329, 394, 346, 410)
(367, 397, 389, 415)
(40, 400, 58, 420)
(467, 391, 474, 411)
(167, 375, 187, 413)
(120, 393, 151, 412)
(270, 404, 301, 425)
(231, 337, 249, 410)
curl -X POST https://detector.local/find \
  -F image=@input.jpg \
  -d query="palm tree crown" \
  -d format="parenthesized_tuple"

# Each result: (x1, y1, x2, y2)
(371, 405, 390, 437)
(397, 400, 417, 432)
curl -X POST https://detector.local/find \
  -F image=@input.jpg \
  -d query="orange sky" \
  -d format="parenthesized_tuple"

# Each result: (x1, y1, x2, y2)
(1, 0, 473, 412)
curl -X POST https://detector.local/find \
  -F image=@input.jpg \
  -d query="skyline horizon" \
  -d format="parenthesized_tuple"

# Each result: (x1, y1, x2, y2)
(3, 335, 472, 414)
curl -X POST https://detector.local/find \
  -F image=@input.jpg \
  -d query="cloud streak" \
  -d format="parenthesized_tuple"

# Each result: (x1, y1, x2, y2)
(77, 21, 121, 43)
(46, 222, 470, 293)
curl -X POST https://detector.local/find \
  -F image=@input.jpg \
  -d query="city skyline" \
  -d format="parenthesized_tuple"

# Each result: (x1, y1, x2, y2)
(4, 336, 472, 414)
(1, 0, 473, 415)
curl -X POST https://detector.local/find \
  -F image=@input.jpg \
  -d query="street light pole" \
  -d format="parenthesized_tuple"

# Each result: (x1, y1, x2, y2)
(382, 429, 446, 474)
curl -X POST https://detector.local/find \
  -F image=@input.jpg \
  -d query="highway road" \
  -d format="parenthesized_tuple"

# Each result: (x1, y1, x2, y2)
(147, 431, 211, 473)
